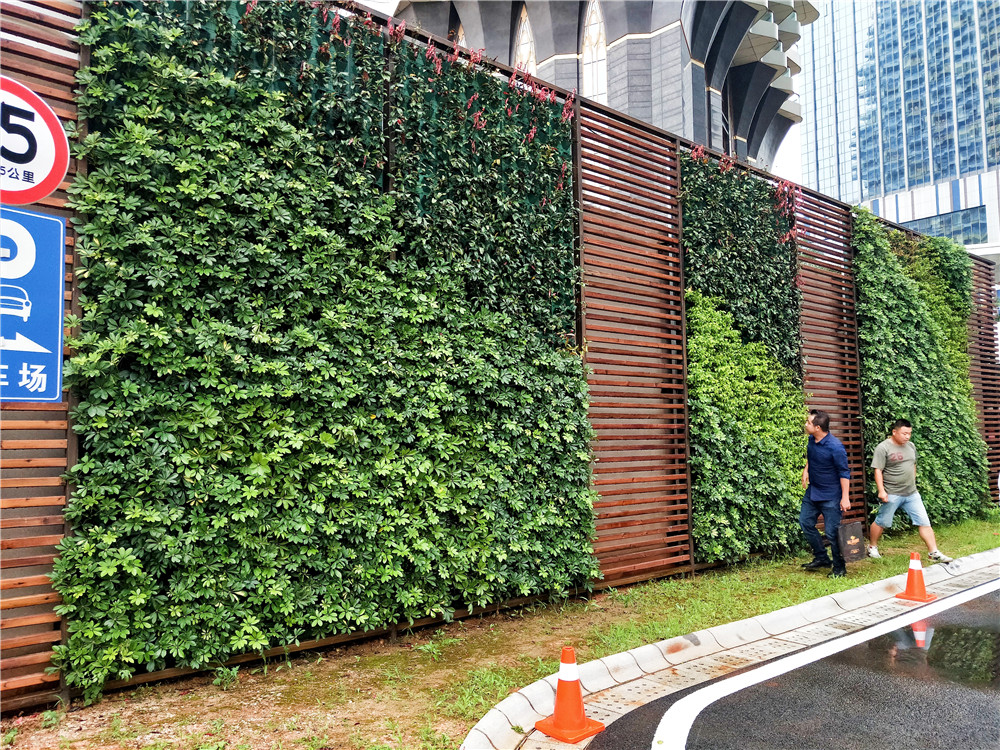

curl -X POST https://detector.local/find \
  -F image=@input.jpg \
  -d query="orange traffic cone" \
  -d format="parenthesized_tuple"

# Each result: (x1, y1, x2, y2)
(911, 620, 928, 648)
(896, 552, 937, 603)
(534, 647, 605, 743)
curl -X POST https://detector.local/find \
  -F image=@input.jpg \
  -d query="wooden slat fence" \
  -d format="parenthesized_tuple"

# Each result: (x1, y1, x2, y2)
(577, 103, 692, 584)
(0, 0, 83, 713)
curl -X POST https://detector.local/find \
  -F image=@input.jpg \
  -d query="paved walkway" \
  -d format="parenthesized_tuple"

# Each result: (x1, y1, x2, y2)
(459, 548, 1000, 750)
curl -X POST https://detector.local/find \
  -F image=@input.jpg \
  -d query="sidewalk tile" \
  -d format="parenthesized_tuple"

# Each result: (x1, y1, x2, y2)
(656, 629, 722, 665)
(629, 643, 671, 673)
(495, 692, 545, 728)
(473, 708, 525, 750)
(460, 728, 495, 750)
(520, 731, 596, 749)
(599, 652, 644, 683)
(708, 617, 768, 648)
(518, 678, 556, 717)
(586, 677, 677, 713)
(577, 659, 616, 694)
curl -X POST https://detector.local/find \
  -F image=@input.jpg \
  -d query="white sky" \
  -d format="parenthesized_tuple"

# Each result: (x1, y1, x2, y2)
(355, 0, 400, 14)
(770, 122, 803, 184)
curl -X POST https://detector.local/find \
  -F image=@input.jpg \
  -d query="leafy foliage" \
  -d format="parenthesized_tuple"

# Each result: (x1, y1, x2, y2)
(55, 0, 596, 701)
(852, 209, 989, 525)
(888, 232, 973, 385)
(685, 292, 807, 563)
(679, 150, 801, 376)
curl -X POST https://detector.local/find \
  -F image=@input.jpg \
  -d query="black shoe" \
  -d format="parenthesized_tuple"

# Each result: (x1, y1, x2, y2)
(829, 568, 847, 579)
(802, 559, 833, 570)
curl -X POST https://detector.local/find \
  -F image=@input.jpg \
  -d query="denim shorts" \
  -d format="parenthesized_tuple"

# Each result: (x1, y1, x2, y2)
(874, 491, 931, 528)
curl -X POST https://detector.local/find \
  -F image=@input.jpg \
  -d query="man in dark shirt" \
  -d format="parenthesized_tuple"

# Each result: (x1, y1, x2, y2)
(800, 409, 852, 577)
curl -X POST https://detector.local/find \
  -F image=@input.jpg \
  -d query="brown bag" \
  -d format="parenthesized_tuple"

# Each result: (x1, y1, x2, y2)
(838, 520, 866, 563)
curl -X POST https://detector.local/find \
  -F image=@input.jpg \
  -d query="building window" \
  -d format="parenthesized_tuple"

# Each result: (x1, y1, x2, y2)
(902, 205, 989, 246)
(456, 23, 466, 48)
(582, 0, 607, 103)
(514, 6, 537, 75)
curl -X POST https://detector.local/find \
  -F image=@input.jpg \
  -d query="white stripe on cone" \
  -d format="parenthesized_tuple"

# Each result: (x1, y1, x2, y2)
(559, 660, 580, 682)
(909, 557, 922, 570)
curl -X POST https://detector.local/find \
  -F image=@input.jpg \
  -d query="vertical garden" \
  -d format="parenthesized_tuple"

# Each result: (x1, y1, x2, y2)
(679, 150, 806, 564)
(853, 209, 989, 523)
(56, 0, 597, 700)
(48, 0, 995, 705)
(678, 159, 992, 565)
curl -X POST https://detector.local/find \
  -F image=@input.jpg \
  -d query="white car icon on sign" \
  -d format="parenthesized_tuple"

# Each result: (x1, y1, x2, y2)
(0, 284, 32, 322)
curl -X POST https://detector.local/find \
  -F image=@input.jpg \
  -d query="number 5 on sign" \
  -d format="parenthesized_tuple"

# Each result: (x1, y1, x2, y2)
(1, 75, 70, 206)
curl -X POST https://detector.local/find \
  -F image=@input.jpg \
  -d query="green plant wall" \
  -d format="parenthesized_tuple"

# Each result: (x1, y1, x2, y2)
(685, 292, 807, 563)
(679, 152, 806, 563)
(679, 150, 801, 376)
(852, 209, 989, 525)
(54, 0, 597, 701)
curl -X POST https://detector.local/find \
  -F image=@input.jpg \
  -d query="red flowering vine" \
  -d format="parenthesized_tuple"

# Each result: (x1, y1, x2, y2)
(774, 179, 800, 217)
(561, 90, 576, 123)
(388, 18, 406, 45)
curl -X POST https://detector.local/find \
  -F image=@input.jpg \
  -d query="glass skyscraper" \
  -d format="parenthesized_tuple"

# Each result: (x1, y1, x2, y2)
(800, 0, 999, 250)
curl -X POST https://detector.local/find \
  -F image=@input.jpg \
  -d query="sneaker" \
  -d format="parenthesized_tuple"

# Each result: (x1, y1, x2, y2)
(868, 546, 881, 559)
(929, 550, 953, 564)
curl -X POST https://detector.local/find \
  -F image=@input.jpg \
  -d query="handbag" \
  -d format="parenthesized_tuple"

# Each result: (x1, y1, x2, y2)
(837, 520, 866, 563)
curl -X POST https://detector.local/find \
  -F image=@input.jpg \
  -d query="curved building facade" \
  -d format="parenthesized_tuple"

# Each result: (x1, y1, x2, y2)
(396, 1, 818, 169)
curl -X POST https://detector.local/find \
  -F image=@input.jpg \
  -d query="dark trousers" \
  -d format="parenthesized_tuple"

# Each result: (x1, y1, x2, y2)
(800, 493, 845, 570)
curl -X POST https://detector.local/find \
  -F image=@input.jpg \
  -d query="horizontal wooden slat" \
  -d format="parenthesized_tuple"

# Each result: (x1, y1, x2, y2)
(0, 535, 64, 550)
(0, 516, 64, 529)
(0, 611, 62, 629)
(0, 592, 62, 610)
(0, 496, 66, 509)
(0, 628, 61, 651)
(0, 651, 55, 671)
(0, 574, 53, 590)
(0, 671, 60, 692)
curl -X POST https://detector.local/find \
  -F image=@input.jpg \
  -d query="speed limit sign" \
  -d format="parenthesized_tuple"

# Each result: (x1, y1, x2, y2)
(0, 75, 70, 205)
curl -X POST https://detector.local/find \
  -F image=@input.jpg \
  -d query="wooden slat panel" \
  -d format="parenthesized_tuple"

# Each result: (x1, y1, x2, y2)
(580, 103, 692, 582)
(968, 257, 1000, 503)
(795, 196, 867, 524)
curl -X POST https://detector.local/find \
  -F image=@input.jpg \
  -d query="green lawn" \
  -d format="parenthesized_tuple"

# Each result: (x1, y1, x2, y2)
(4, 516, 997, 750)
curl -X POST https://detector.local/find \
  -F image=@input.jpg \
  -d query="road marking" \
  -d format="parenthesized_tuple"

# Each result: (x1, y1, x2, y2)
(649, 577, 1000, 749)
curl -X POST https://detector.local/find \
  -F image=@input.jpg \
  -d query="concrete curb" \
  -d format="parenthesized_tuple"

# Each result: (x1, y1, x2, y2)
(458, 547, 1000, 750)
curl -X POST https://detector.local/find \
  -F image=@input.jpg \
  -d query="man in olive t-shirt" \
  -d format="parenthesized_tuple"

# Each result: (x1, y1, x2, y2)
(868, 418, 952, 563)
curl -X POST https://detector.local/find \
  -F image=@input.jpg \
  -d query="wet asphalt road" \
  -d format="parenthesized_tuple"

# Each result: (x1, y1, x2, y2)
(589, 592, 1000, 750)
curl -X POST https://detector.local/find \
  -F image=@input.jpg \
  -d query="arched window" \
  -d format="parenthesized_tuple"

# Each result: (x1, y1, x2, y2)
(582, 0, 607, 103)
(456, 23, 466, 48)
(514, 6, 537, 75)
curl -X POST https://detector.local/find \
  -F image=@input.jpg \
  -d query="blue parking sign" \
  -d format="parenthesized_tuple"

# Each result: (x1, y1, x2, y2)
(0, 205, 65, 402)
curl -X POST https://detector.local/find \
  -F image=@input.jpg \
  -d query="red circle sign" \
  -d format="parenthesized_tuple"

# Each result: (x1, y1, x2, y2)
(0, 75, 70, 205)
